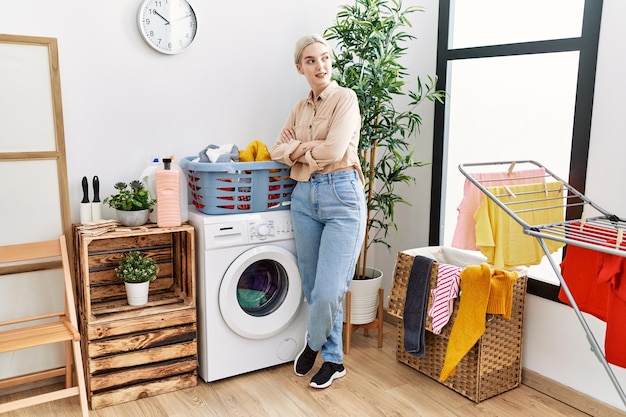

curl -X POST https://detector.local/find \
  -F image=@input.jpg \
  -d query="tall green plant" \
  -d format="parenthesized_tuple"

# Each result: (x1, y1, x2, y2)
(324, 0, 446, 279)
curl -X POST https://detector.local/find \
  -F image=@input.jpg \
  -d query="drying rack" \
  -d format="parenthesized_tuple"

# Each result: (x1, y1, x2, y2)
(458, 160, 626, 407)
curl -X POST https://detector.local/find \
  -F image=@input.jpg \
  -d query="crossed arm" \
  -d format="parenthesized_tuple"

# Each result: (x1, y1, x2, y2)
(279, 128, 324, 164)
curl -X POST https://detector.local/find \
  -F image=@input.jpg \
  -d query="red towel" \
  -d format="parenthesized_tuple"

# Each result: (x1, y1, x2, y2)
(558, 245, 608, 321)
(597, 253, 626, 368)
(558, 244, 626, 367)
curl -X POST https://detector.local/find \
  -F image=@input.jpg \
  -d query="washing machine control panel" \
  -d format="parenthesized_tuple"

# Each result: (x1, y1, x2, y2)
(247, 217, 294, 243)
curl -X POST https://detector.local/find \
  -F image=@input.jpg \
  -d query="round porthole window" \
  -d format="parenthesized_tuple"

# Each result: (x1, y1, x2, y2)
(219, 245, 302, 339)
(236, 259, 288, 317)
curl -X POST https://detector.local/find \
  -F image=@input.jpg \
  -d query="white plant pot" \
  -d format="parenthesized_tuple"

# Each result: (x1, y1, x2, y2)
(124, 281, 150, 306)
(116, 209, 149, 227)
(343, 267, 383, 325)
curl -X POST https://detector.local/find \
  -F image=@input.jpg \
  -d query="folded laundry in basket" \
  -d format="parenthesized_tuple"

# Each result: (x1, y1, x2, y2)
(199, 144, 240, 163)
(240, 140, 282, 186)
(403, 255, 434, 357)
(239, 140, 272, 162)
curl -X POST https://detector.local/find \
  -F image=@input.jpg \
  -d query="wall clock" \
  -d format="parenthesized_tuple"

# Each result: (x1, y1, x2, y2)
(137, 0, 197, 55)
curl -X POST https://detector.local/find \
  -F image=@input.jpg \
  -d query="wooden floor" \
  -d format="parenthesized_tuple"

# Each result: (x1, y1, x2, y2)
(1, 321, 592, 417)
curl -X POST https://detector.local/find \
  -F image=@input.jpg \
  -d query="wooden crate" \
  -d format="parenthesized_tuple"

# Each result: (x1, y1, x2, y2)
(73, 224, 198, 409)
(388, 250, 527, 403)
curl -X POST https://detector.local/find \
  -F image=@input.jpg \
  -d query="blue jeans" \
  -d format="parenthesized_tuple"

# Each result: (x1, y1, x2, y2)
(290, 169, 366, 364)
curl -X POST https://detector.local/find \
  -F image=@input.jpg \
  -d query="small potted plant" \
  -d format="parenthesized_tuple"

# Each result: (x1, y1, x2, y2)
(103, 180, 156, 226)
(115, 251, 159, 306)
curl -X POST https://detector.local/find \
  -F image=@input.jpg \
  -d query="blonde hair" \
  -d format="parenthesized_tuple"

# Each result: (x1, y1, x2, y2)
(294, 34, 331, 65)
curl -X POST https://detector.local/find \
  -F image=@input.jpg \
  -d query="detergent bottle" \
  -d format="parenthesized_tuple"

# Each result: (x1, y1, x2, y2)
(170, 155, 189, 222)
(156, 158, 181, 227)
(140, 158, 160, 223)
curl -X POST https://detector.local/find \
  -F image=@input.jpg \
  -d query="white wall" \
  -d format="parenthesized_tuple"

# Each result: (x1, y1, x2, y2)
(0, 0, 346, 216)
(2, 0, 625, 411)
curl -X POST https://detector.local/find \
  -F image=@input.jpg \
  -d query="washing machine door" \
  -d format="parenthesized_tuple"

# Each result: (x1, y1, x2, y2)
(219, 245, 302, 339)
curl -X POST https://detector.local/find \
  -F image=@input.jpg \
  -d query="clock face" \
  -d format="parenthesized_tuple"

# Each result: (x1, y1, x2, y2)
(138, 0, 197, 54)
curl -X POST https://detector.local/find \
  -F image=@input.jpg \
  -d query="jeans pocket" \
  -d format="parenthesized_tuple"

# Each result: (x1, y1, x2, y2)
(332, 179, 362, 208)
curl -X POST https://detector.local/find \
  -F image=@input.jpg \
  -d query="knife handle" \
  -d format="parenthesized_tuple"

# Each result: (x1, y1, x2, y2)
(81, 176, 89, 203)
(93, 176, 101, 203)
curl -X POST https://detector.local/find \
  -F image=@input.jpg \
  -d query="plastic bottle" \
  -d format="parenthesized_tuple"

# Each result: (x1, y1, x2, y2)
(140, 158, 160, 223)
(169, 155, 189, 222)
(156, 158, 181, 227)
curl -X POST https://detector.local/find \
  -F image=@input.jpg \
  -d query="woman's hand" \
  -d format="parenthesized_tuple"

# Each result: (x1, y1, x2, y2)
(294, 139, 324, 163)
(281, 128, 297, 142)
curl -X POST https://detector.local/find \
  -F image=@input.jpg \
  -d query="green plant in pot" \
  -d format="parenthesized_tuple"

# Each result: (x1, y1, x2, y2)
(103, 180, 156, 226)
(324, 0, 447, 282)
(115, 251, 159, 306)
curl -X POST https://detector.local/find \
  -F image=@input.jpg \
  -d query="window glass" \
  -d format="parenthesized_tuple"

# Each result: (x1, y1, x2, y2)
(442, 52, 580, 284)
(450, 0, 585, 49)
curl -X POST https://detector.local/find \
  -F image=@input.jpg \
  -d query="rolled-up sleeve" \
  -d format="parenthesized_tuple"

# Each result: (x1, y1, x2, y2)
(271, 139, 300, 167)
(271, 109, 300, 166)
(271, 81, 363, 182)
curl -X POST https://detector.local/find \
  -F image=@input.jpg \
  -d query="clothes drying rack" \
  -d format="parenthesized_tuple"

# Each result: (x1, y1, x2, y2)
(458, 160, 626, 407)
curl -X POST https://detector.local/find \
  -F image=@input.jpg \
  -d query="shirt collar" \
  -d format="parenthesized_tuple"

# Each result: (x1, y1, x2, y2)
(307, 80, 339, 104)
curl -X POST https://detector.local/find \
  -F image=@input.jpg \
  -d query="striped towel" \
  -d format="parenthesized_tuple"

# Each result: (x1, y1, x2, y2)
(428, 263, 462, 334)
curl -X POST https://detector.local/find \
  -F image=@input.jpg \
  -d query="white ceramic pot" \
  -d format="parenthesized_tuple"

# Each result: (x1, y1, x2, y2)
(124, 281, 150, 306)
(116, 209, 149, 227)
(343, 267, 383, 325)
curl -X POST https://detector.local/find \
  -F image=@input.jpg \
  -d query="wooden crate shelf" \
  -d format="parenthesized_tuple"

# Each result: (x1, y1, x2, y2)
(73, 223, 198, 410)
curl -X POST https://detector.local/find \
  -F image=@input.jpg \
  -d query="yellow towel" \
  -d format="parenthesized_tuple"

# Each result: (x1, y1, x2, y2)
(440, 263, 491, 381)
(474, 182, 565, 269)
(440, 264, 519, 381)
(239, 140, 272, 162)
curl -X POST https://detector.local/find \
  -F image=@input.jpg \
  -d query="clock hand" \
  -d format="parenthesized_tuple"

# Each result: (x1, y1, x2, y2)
(171, 13, 192, 24)
(154, 11, 171, 25)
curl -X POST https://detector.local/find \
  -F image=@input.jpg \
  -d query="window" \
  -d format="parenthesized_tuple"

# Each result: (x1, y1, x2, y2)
(430, 0, 603, 297)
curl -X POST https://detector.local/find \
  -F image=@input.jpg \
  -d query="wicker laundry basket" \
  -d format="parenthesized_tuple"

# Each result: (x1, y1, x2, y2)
(388, 247, 527, 403)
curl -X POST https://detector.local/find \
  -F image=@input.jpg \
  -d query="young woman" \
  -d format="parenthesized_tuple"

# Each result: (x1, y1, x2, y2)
(271, 34, 366, 389)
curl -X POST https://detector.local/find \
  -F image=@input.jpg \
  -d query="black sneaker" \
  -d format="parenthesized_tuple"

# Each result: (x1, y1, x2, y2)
(309, 362, 346, 389)
(294, 340, 318, 376)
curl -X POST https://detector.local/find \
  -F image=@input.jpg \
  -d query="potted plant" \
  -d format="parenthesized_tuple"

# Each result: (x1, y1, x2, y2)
(115, 251, 159, 306)
(103, 180, 156, 226)
(324, 0, 446, 322)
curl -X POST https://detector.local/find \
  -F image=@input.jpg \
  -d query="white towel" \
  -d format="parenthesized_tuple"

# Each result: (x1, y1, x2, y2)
(199, 144, 239, 163)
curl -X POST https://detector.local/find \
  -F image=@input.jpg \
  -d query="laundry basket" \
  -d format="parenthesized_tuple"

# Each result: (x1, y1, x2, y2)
(388, 246, 527, 403)
(180, 157, 295, 214)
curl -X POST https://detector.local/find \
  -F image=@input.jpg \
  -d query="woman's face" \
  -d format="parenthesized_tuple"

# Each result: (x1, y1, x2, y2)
(296, 42, 332, 93)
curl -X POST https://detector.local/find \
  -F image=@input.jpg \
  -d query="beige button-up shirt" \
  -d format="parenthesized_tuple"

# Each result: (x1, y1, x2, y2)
(271, 81, 364, 183)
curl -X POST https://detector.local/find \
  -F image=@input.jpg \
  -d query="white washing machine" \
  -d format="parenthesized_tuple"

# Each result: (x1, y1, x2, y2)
(188, 207, 308, 382)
